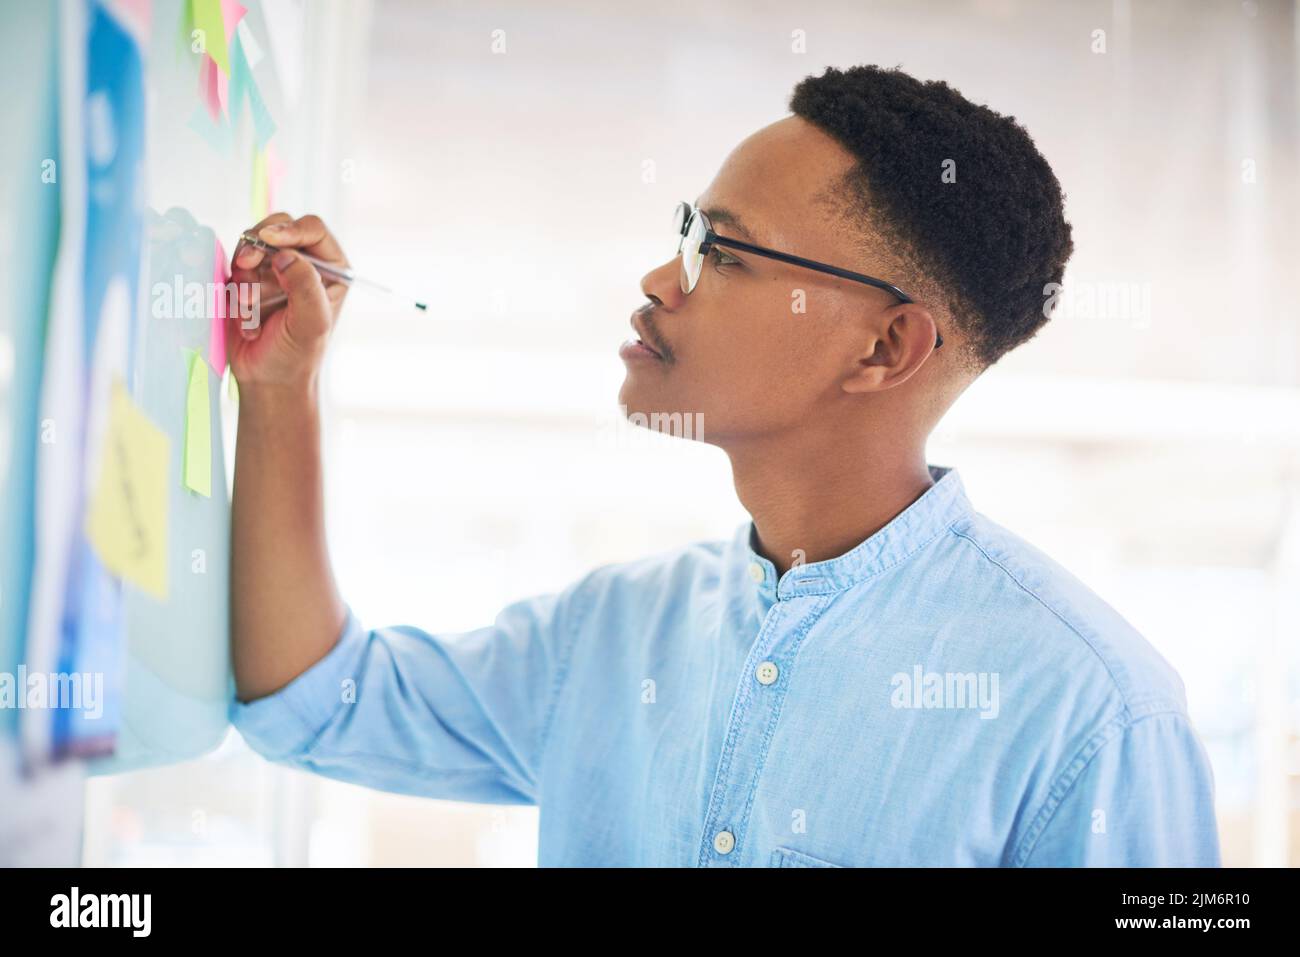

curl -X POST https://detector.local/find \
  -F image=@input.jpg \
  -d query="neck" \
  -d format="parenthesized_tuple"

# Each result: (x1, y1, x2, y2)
(725, 427, 934, 578)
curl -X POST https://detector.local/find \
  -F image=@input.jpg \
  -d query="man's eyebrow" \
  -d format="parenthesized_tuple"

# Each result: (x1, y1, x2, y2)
(694, 198, 758, 244)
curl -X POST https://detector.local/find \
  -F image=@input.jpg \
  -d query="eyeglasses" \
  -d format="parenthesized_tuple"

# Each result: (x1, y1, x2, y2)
(672, 200, 942, 349)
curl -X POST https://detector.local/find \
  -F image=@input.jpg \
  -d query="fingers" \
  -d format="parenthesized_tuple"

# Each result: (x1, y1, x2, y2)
(233, 211, 293, 271)
(230, 251, 278, 333)
(244, 293, 288, 338)
(257, 213, 348, 266)
(270, 250, 333, 344)
(229, 212, 347, 348)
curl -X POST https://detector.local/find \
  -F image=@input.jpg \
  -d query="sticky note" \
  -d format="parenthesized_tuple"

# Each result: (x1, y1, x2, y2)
(86, 381, 170, 600)
(237, 19, 263, 68)
(177, 0, 193, 61)
(182, 349, 212, 498)
(187, 102, 233, 154)
(216, 59, 229, 115)
(217, 0, 246, 114)
(250, 147, 268, 220)
(246, 73, 277, 147)
(220, 0, 248, 43)
(199, 54, 222, 121)
(192, 0, 229, 73)
(117, 0, 152, 39)
(229, 33, 276, 147)
(209, 236, 228, 374)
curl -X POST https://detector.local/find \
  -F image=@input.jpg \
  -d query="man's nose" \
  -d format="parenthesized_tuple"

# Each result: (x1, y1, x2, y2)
(640, 257, 686, 310)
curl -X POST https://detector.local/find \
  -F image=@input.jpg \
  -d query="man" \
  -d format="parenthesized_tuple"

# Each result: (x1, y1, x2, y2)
(228, 65, 1221, 867)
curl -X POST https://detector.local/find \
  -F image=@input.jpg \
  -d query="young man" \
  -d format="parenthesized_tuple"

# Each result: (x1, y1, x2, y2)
(228, 65, 1221, 867)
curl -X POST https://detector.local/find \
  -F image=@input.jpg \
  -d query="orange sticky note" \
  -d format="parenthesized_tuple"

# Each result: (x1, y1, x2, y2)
(86, 381, 170, 600)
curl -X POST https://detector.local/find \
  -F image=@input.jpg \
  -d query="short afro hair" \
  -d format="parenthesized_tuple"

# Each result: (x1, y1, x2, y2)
(790, 65, 1073, 369)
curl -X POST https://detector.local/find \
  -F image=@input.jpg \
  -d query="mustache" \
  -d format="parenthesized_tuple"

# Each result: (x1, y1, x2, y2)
(635, 304, 676, 363)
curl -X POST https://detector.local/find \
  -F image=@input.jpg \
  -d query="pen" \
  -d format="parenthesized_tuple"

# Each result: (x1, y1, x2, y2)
(238, 231, 428, 312)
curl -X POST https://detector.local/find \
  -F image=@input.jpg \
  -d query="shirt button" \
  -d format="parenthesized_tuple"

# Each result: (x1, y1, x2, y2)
(713, 830, 736, 855)
(747, 561, 765, 583)
(755, 661, 779, 685)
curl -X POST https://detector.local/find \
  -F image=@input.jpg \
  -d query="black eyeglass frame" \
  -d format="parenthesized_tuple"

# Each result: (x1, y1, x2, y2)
(674, 200, 942, 349)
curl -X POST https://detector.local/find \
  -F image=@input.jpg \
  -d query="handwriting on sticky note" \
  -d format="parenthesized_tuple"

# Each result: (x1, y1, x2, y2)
(86, 380, 170, 600)
(183, 348, 212, 498)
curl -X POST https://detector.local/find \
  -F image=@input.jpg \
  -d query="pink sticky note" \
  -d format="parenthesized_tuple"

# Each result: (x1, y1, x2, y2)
(199, 54, 222, 121)
(210, 237, 229, 375)
(217, 65, 229, 116)
(219, 0, 247, 119)
(113, 0, 152, 39)
(220, 0, 247, 43)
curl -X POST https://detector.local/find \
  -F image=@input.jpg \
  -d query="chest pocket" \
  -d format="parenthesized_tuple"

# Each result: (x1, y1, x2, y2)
(769, 846, 845, 868)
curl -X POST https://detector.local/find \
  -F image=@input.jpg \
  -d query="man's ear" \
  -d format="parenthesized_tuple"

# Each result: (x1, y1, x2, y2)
(841, 303, 940, 394)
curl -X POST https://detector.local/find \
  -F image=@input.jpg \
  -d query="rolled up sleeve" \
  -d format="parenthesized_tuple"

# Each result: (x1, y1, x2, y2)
(1017, 710, 1222, 867)
(228, 588, 581, 806)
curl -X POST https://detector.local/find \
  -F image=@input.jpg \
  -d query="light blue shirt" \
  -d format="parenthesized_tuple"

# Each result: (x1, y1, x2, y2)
(229, 465, 1221, 867)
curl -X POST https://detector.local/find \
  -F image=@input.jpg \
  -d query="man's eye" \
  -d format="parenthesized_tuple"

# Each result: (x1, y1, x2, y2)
(709, 247, 739, 267)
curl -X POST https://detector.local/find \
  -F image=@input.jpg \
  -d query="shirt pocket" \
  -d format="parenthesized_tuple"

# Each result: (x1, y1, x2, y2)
(769, 846, 845, 868)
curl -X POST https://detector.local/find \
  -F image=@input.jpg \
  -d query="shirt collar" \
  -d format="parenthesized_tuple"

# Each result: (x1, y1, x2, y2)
(738, 464, 972, 601)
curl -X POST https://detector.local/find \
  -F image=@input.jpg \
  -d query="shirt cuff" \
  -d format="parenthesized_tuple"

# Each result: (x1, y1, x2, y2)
(228, 608, 368, 760)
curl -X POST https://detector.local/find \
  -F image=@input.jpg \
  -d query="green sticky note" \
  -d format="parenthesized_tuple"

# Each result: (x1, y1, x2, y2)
(192, 0, 229, 74)
(178, 0, 193, 62)
(183, 348, 212, 497)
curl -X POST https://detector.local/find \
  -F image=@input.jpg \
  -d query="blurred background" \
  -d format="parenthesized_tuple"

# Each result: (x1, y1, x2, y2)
(80, 0, 1297, 866)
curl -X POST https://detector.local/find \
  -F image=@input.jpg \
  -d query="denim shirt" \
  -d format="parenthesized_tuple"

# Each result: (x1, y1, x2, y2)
(230, 465, 1221, 867)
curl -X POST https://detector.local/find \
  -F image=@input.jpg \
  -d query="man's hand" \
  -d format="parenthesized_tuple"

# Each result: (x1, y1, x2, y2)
(229, 212, 350, 701)
(228, 212, 349, 390)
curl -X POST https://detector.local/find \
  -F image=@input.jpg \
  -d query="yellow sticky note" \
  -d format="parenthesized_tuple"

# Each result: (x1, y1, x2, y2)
(86, 381, 170, 600)
(192, 0, 230, 74)
(183, 348, 212, 497)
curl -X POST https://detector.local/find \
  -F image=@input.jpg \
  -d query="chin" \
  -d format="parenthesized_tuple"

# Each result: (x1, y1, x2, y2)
(617, 378, 639, 415)
(617, 376, 665, 422)
(616, 383, 707, 443)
